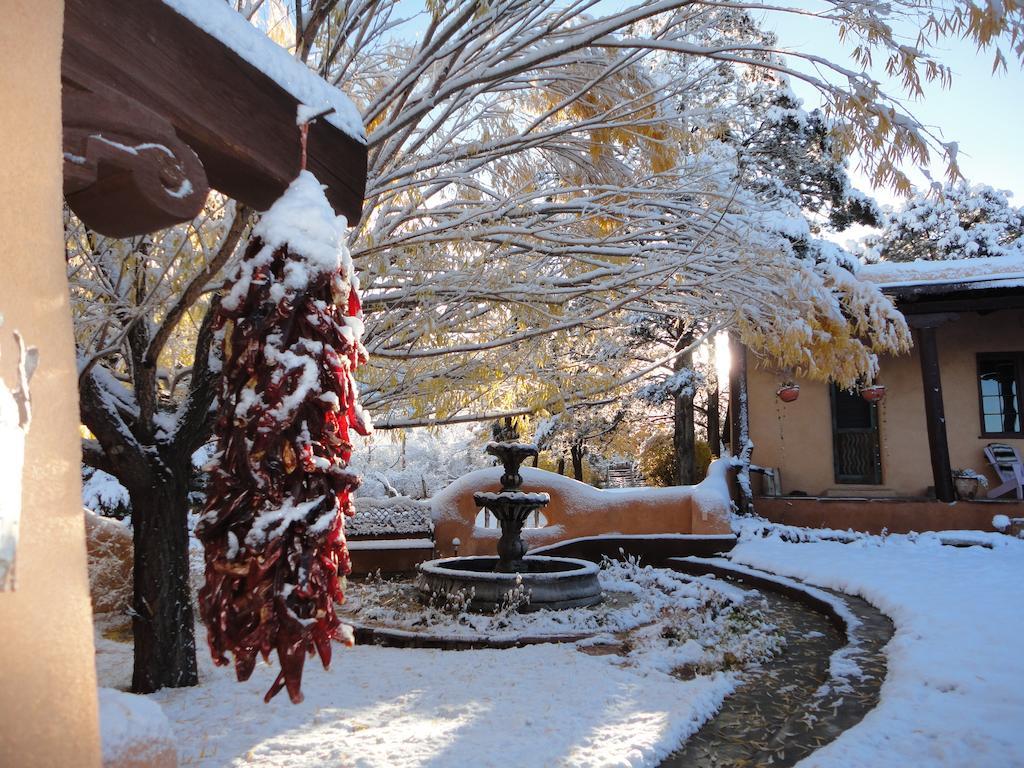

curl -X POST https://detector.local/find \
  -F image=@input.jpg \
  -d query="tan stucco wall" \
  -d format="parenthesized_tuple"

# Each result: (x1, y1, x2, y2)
(432, 466, 732, 558)
(0, 2, 102, 766)
(748, 310, 1024, 497)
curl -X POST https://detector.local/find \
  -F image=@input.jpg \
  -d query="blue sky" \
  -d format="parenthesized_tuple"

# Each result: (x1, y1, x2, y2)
(762, 8, 1024, 207)
(324, 1, 1023, 208)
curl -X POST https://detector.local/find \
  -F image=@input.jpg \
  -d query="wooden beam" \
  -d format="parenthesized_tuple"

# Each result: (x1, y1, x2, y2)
(62, 0, 367, 236)
(897, 293, 1024, 315)
(914, 322, 956, 502)
(62, 76, 211, 237)
(905, 313, 960, 329)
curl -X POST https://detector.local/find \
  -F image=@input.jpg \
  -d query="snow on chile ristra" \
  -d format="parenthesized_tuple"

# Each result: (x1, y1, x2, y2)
(197, 170, 372, 704)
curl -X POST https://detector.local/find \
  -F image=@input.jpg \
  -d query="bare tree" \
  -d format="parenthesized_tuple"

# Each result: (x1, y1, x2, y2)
(68, 0, 1023, 688)
(70, 199, 251, 691)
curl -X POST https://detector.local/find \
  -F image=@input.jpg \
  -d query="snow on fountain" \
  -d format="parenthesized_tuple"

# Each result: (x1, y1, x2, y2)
(416, 442, 603, 611)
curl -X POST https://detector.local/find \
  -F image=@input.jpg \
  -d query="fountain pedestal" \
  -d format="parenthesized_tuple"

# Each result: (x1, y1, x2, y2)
(417, 441, 602, 612)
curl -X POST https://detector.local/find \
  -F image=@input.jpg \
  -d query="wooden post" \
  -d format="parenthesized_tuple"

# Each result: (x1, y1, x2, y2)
(0, 1, 102, 762)
(913, 320, 956, 502)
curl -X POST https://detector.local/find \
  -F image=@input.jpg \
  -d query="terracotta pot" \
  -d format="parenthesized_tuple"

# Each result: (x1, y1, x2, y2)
(776, 384, 800, 403)
(953, 475, 980, 501)
(860, 384, 886, 402)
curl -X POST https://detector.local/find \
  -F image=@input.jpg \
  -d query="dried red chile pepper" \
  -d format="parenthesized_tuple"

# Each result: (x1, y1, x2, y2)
(197, 173, 370, 703)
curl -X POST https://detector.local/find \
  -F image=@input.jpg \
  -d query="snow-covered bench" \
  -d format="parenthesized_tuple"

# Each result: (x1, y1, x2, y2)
(346, 496, 434, 575)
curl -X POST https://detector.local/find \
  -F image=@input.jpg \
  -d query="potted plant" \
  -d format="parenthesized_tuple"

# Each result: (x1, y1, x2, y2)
(951, 469, 989, 500)
(860, 383, 886, 402)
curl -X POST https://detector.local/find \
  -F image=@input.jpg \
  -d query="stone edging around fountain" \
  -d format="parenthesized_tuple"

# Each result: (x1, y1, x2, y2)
(667, 556, 874, 636)
(349, 621, 597, 651)
(350, 554, 892, 665)
(417, 555, 603, 612)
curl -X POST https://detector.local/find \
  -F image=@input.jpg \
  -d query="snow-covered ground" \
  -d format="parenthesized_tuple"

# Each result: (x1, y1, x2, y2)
(96, 521, 1024, 767)
(345, 559, 765, 649)
(730, 520, 1024, 768)
(96, 560, 780, 767)
(156, 644, 732, 767)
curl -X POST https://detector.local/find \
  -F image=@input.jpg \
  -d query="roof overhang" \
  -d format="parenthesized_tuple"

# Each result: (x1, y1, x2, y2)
(885, 282, 1024, 315)
(857, 256, 1024, 316)
(62, 0, 367, 237)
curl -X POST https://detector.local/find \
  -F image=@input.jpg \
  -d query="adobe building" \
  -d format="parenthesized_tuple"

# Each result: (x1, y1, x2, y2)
(742, 256, 1024, 533)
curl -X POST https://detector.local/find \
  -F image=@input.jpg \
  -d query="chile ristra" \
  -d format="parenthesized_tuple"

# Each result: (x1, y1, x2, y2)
(197, 170, 372, 703)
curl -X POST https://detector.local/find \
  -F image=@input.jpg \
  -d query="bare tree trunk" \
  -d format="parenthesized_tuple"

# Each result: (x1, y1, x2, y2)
(557, 455, 565, 475)
(707, 369, 720, 456)
(127, 455, 197, 692)
(79, 295, 222, 693)
(570, 441, 585, 481)
(673, 328, 696, 485)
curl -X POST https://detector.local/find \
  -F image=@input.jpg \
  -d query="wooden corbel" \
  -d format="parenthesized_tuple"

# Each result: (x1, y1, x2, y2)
(62, 76, 210, 237)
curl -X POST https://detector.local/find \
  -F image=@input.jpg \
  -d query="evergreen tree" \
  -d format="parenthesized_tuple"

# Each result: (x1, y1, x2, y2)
(866, 181, 1024, 262)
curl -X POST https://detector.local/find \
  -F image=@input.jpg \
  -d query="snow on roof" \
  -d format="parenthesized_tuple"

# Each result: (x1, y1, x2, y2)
(859, 254, 1024, 290)
(161, 0, 365, 144)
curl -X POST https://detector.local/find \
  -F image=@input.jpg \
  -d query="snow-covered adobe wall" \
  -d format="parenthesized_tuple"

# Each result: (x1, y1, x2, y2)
(748, 310, 1024, 498)
(431, 463, 733, 557)
(0, 2, 101, 766)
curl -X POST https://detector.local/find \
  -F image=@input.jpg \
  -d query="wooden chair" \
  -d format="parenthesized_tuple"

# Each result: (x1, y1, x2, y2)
(984, 443, 1024, 500)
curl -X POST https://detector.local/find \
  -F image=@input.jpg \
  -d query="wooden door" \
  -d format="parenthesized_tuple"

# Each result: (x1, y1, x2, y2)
(831, 384, 882, 484)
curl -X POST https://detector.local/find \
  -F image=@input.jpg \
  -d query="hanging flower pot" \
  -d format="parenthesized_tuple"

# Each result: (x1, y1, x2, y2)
(860, 384, 886, 403)
(776, 383, 800, 402)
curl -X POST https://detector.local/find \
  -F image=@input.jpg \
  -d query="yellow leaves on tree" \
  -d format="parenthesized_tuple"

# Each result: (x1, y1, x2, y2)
(738, 261, 911, 389)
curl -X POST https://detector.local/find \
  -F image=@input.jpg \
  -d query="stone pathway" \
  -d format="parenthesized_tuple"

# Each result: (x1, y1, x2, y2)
(660, 560, 893, 767)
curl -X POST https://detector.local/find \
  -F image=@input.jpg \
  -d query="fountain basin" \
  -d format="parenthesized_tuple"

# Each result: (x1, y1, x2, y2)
(417, 555, 602, 612)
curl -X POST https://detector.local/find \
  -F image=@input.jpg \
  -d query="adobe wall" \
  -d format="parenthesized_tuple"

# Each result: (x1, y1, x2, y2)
(748, 310, 1024, 498)
(0, 2, 102, 765)
(755, 496, 1007, 535)
(431, 464, 732, 558)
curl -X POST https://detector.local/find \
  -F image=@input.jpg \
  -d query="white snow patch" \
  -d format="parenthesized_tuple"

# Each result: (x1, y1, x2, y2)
(730, 519, 1024, 767)
(135, 642, 733, 768)
(98, 687, 174, 765)
(82, 468, 130, 515)
(992, 514, 1012, 531)
(161, 0, 365, 143)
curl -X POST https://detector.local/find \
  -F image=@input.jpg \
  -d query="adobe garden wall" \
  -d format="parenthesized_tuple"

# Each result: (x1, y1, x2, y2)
(754, 496, 1010, 535)
(431, 463, 733, 558)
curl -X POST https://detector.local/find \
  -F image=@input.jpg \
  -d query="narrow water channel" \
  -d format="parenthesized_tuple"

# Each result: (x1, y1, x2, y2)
(661, 581, 871, 768)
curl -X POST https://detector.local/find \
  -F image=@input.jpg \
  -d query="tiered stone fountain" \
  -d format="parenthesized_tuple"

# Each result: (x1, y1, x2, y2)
(417, 442, 602, 611)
